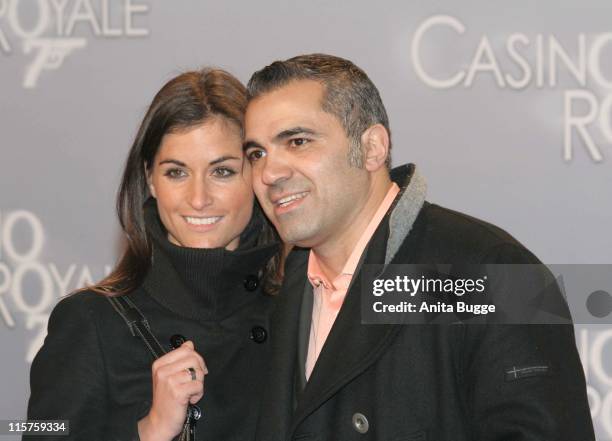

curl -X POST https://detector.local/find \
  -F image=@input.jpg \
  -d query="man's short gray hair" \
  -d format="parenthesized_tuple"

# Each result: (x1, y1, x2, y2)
(247, 53, 392, 168)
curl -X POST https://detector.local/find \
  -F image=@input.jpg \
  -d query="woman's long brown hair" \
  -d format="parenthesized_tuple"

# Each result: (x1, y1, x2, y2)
(89, 68, 282, 296)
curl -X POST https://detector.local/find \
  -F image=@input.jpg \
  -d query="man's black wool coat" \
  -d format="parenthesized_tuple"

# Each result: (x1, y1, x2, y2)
(255, 164, 594, 441)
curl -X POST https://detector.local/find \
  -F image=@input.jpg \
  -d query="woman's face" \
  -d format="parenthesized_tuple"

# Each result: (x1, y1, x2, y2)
(147, 118, 253, 250)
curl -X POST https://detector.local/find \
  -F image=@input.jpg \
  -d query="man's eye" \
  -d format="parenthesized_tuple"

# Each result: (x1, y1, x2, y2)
(289, 138, 308, 147)
(247, 149, 266, 162)
(213, 167, 235, 178)
(164, 168, 187, 179)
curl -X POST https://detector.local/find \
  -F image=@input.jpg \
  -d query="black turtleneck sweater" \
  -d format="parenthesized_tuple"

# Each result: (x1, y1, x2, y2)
(27, 201, 279, 441)
(142, 197, 277, 321)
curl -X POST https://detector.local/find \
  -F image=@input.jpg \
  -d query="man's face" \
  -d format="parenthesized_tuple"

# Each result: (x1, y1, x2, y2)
(244, 80, 370, 248)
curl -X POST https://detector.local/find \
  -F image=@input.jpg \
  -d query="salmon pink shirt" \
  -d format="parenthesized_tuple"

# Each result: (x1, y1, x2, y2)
(305, 183, 400, 380)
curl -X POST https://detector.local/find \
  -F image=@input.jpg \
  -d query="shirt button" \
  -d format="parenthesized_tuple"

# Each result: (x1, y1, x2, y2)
(250, 326, 267, 343)
(352, 413, 369, 434)
(243, 275, 259, 291)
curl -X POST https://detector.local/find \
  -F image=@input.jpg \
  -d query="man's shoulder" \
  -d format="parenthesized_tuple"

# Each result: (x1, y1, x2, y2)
(395, 202, 540, 264)
(423, 202, 520, 243)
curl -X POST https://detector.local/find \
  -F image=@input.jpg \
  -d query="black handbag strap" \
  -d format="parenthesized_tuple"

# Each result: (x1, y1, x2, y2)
(106, 295, 166, 359)
(106, 295, 201, 440)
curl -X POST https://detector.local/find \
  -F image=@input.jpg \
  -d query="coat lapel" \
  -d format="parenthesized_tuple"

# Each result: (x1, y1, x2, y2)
(290, 220, 403, 433)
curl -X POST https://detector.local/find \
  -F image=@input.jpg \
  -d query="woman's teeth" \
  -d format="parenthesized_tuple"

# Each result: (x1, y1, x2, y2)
(185, 216, 221, 225)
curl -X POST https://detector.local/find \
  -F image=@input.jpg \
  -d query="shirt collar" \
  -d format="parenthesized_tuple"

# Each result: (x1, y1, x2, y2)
(307, 182, 400, 290)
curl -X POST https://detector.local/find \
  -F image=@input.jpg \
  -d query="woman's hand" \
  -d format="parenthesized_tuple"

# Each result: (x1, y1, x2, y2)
(138, 341, 207, 441)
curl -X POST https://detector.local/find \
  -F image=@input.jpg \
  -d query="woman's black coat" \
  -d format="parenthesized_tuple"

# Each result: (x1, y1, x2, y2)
(26, 203, 278, 441)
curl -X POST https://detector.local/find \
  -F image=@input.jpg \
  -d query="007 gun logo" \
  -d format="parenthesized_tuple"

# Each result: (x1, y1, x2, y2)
(23, 38, 86, 89)
(0, 0, 150, 89)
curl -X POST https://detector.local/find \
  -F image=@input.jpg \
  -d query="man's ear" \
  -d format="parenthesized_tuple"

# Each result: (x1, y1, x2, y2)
(145, 163, 157, 198)
(360, 124, 389, 172)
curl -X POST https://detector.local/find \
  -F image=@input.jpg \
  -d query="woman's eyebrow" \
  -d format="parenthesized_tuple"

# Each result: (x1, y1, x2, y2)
(158, 159, 186, 167)
(210, 155, 241, 165)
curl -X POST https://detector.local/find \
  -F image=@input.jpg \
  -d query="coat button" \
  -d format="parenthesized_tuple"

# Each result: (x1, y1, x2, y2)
(250, 326, 267, 343)
(243, 275, 259, 291)
(352, 413, 369, 434)
(170, 334, 187, 349)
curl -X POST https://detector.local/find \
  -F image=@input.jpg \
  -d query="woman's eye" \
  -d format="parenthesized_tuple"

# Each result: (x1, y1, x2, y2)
(213, 167, 236, 178)
(246, 149, 266, 162)
(164, 168, 187, 179)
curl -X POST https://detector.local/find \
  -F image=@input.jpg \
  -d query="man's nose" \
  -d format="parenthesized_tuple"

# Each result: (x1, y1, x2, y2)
(188, 179, 213, 210)
(260, 151, 292, 186)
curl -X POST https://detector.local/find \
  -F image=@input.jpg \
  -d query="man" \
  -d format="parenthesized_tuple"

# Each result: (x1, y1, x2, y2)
(243, 54, 594, 441)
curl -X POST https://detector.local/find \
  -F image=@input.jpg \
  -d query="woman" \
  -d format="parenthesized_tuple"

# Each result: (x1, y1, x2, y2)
(26, 68, 281, 441)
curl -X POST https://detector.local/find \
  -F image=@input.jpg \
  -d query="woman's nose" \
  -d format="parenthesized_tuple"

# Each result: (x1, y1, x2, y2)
(188, 179, 213, 210)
